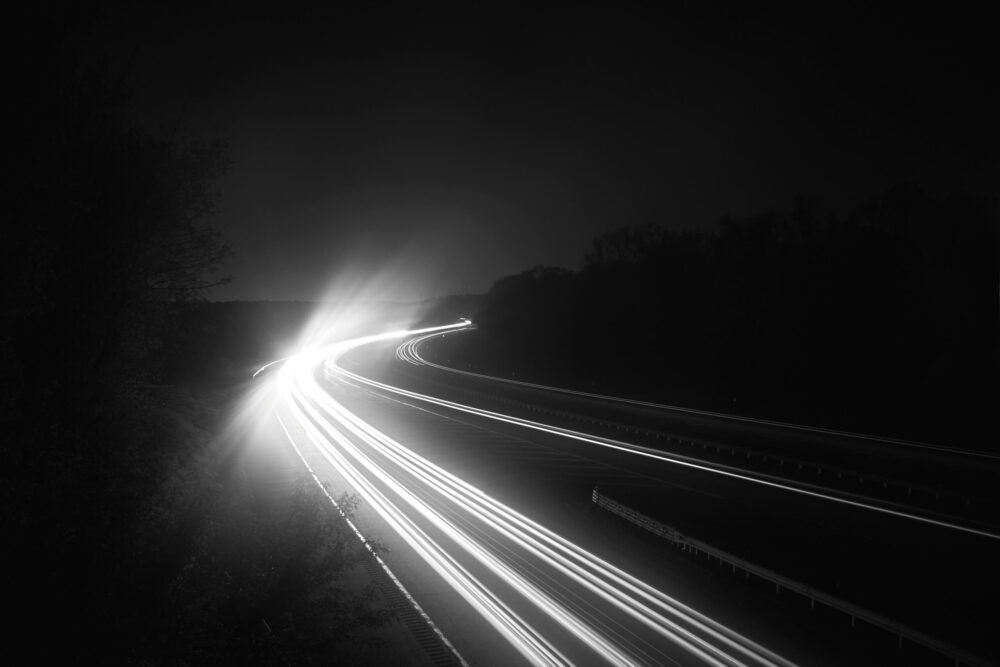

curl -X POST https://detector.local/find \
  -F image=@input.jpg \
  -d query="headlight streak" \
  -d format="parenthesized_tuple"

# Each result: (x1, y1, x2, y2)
(276, 328, 796, 667)
(252, 354, 292, 380)
(399, 331, 1000, 462)
(274, 412, 468, 667)
(294, 378, 726, 667)
(400, 335, 1000, 537)
(352, 337, 1000, 542)
(288, 356, 712, 666)
(282, 379, 569, 667)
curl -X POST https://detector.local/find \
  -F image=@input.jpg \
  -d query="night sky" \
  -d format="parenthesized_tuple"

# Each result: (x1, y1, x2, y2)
(85, 3, 997, 302)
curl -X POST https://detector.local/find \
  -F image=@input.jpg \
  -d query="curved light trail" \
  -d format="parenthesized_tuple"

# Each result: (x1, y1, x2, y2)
(271, 321, 795, 666)
(385, 332, 1000, 542)
(398, 330, 1000, 462)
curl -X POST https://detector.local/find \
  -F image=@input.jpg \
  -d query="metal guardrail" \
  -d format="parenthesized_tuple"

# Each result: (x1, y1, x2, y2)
(465, 386, 958, 506)
(592, 487, 989, 667)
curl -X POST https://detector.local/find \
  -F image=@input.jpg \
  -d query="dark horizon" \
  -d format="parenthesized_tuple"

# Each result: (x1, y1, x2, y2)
(69, 2, 998, 301)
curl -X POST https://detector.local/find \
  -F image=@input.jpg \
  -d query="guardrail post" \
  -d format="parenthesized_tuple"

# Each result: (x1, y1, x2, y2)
(590, 486, 986, 667)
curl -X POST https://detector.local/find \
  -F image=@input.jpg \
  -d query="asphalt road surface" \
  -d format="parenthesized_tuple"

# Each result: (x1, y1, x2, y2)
(266, 322, 999, 666)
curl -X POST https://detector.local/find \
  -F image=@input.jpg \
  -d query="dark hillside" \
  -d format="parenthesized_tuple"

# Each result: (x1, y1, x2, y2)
(427, 185, 999, 449)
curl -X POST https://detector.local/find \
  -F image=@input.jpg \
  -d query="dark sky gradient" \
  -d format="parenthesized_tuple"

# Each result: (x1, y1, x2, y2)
(87, 3, 997, 301)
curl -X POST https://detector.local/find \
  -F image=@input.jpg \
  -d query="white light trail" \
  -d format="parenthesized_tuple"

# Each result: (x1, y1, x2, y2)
(399, 330, 1000, 462)
(272, 322, 795, 667)
(274, 412, 468, 667)
(357, 334, 1000, 542)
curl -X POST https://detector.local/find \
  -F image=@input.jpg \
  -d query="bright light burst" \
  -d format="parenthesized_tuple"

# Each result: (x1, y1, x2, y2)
(268, 320, 794, 667)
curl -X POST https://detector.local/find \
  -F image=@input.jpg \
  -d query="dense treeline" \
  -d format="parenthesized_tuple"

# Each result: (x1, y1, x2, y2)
(2, 8, 388, 662)
(444, 185, 998, 447)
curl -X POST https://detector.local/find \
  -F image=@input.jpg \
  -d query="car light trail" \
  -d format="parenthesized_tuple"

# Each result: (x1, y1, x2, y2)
(352, 334, 1000, 542)
(283, 382, 570, 666)
(398, 331, 1000, 462)
(272, 322, 795, 666)
(274, 412, 468, 666)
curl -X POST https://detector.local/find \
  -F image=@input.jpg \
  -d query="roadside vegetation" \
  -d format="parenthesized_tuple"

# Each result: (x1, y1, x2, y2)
(431, 187, 998, 449)
(2, 8, 390, 662)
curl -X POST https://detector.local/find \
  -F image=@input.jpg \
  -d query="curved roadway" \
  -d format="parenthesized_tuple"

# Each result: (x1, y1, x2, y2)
(268, 322, 998, 666)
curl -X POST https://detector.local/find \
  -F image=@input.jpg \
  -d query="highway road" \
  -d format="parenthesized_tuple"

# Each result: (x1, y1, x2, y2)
(266, 321, 999, 666)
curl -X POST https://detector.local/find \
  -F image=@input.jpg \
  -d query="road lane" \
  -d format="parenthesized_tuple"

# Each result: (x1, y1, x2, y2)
(273, 324, 795, 667)
(387, 330, 1000, 533)
(327, 328, 998, 664)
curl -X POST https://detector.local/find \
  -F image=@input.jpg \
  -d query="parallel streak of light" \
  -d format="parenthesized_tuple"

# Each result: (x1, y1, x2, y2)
(289, 360, 721, 666)
(277, 326, 796, 666)
(287, 391, 640, 666)
(292, 387, 726, 666)
(274, 412, 469, 667)
(282, 373, 571, 667)
(303, 391, 786, 666)
(340, 338, 1000, 542)
(400, 330, 1000, 462)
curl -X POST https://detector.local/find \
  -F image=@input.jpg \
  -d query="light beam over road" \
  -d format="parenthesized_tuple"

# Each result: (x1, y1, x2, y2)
(384, 331, 1000, 542)
(270, 321, 795, 666)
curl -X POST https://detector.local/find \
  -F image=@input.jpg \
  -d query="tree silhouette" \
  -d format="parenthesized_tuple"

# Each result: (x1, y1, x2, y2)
(1, 8, 241, 660)
(453, 184, 998, 446)
(3, 9, 232, 427)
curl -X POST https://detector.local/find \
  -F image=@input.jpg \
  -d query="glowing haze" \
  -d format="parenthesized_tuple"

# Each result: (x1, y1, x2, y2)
(85, 3, 997, 302)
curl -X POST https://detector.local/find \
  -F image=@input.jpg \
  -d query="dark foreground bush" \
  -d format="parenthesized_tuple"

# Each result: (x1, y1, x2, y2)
(158, 474, 392, 665)
(7, 383, 393, 665)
